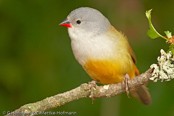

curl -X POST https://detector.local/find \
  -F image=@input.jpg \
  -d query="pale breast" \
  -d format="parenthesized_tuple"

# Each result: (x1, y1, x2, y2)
(70, 33, 120, 66)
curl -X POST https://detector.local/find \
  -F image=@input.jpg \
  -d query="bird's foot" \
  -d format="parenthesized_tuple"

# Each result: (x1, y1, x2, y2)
(88, 80, 98, 104)
(122, 74, 130, 98)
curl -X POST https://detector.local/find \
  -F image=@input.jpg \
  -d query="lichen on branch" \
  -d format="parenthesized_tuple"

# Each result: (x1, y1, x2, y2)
(150, 49, 174, 82)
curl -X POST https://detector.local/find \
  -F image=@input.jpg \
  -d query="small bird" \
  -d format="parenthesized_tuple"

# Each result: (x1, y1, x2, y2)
(60, 7, 151, 105)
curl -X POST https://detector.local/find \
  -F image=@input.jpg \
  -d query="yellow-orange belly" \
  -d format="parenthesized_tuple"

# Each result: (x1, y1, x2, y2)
(83, 59, 137, 84)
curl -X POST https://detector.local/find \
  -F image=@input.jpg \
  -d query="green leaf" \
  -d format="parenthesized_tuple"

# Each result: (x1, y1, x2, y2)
(164, 31, 172, 39)
(146, 28, 160, 39)
(146, 9, 167, 40)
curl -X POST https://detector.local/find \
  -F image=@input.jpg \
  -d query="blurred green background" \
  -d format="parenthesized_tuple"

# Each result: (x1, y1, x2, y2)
(0, 0, 174, 116)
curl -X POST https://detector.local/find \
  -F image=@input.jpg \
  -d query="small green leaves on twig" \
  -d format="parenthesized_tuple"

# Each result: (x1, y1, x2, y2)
(145, 9, 167, 40)
(146, 9, 174, 54)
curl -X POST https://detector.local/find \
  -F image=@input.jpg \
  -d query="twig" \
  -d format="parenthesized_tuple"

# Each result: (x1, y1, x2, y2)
(5, 69, 152, 116)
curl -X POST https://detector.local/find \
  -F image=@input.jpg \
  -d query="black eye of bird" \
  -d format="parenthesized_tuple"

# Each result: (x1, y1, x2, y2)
(76, 20, 81, 24)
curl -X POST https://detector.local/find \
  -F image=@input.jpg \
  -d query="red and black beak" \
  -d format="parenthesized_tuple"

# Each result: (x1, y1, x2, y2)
(59, 18, 72, 28)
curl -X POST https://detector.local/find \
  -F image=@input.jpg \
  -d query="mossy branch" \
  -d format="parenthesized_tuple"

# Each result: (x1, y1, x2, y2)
(5, 68, 152, 116)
